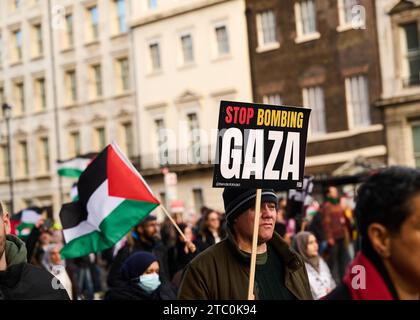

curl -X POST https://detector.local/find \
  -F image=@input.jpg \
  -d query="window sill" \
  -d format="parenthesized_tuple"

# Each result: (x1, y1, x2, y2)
(336, 24, 354, 33)
(33, 109, 48, 115)
(307, 124, 383, 143)
(35, 173, 51, 180)
(112, 91, 134, 100)
(86, 97, 104, 105)
(15, 176, 30, 182)
(211, 54, 232, 63)
(62, 102, 80, 109)
(30, 55, 44, 62)
(85, 40, 100, 47)
(9, 61, 23, 67)
(177, 62, 196, 71)
(295, 32, 321, 44)
(110, 32, 129, 40)
(60, 47, 75, 54)
(256, 42, 280, 53)
(146, 70, 163, 77)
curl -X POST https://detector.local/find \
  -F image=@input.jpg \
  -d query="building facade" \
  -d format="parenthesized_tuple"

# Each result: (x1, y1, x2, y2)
(245, 0, 386, 177)
(0, 0, 136, 219)
(375, 0, 420, 168)
(131, 0, 253, 218)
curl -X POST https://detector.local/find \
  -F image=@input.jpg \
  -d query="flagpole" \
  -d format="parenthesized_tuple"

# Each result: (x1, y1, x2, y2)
(160, 205, 187, 242)
(247, 188, 262, 300)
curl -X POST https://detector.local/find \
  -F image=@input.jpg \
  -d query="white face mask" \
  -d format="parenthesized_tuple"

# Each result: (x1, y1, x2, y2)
(138, 273, 161, 293)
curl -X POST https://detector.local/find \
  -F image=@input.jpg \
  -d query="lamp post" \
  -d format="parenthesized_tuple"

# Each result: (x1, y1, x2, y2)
(2, 103, 14, 214)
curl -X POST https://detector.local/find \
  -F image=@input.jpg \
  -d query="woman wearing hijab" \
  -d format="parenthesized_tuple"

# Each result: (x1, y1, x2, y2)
(293, 231, 336, 299)
(105, 251, 177, 300)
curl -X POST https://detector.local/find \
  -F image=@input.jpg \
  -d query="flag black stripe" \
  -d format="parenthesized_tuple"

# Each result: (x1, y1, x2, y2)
(77, 146, 108, 210)
(59, 202, 88, 229)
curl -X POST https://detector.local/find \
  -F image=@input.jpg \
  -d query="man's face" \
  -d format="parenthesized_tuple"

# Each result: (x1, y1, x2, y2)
(235, 201, 277, 245)
(142, 220, 159, 239)
(0, 213, 11, 262)
(389, 194, 420, 290)
(50, 248, 62, 265)
(39, 232, 51, 246)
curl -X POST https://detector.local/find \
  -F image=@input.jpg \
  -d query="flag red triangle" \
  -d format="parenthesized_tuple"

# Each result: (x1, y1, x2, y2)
(107, 145, 160, 204)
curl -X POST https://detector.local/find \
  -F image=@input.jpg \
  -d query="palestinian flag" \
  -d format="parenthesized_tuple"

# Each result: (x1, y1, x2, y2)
(12, 207, 43, 239)
(59, 143, 160, 259)
(56, 154, 95, 178)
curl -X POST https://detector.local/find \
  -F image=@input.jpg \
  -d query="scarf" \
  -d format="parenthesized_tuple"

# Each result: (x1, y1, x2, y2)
(293, 231, 320, 273)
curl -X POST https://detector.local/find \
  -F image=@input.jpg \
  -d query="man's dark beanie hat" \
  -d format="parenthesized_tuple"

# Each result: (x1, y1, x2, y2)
(223, 188, 278, 224)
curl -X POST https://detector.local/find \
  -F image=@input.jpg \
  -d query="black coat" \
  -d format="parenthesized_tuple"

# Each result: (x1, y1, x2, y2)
(105, 281, 177, 300)
(167, 242, 198, 280)
(107, 236, 170, 288)
(0, 262, 70, 300)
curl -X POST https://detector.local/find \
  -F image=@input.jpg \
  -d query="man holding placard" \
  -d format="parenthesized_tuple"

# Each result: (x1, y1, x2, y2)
(178, 187, 312, 299)
(178, 100, 312, 300)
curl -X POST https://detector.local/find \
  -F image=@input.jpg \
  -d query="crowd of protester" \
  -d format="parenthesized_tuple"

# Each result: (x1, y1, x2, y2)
(2, 166, 420, 300)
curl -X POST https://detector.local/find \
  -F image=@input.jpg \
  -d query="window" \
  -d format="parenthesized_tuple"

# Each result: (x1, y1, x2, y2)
(69, 131, 81, 157)
(155, 118, 166, 165)
(32, 24, 43, 57)
(121, 122, 134, 157)
(17, 140, 29, 177)
(94, 127, 106, 151)
(115, 0, 127, 33)
(0, 87, 4, 106)
(256, 10, 278, 48)
(10, 0, 21, 12)
(116, 58, 130, 92)
(401, 22, 420, 87)
(181, 34, 194, 64)
(90, 64, 102, 98)
(187, 112, 200, 162)
(88, 5, 99, 41)
(65, 14, 74, 48)
(412, 125, 420, 168)
(345, 75, 370, 128)
(35, 77, 46, 111)
(0, 34, 3, 67)
(263, 93, 282, 105)
(338, 0, 358, 28)
(302, 86, 326, 134)
(192, 188, 204, 214)
(14, 82, 25, 115)
(149, 42, 161, 71)
(65, 69, 77, 103)
(215, 25, 230, 55)
(0, 146, 10, 179)
(38, 137, 50, 174)
(12, 29, 22, 63)
(148, 0, 157, 9)
(295, 0, 318, 39)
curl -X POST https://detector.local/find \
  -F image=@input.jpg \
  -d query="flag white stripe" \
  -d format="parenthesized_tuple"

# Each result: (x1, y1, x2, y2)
(21, 209, 41, 224)
(63, 179, 124, 243)
(57, 158, 90, 170)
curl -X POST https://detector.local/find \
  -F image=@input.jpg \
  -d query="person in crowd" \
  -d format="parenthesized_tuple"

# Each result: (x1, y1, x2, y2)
(326, 167, 420, 300)
(321, 186, 351, 283)
(0, 203, 69, 299)
(105, 251, 177, 300)
(178, 188, 312, 300)
(25, 219, 53, 267)
(167, 223, 198, 286)
(275, 197, 287, 238)
(293, 231, 336, 299)
(160, 213, 182, 249)
(196, 209, 223, 252)
(306, 201, 327, 256)
(42, 244, 74, 299)
(108, 215, 170, 287)
(73, 254, 95, 300)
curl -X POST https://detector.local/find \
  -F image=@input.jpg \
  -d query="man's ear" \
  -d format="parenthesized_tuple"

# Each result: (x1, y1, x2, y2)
(367, 223, 391, 258)
(2, 212, 11, 235)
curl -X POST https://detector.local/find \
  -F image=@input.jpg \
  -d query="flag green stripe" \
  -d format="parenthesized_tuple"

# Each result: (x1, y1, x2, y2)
(58, 168, 84, 178)
(60, 200, 158, 259)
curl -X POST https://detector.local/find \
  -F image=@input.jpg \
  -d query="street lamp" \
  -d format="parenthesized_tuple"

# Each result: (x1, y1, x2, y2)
(2, 103, 14, 214)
